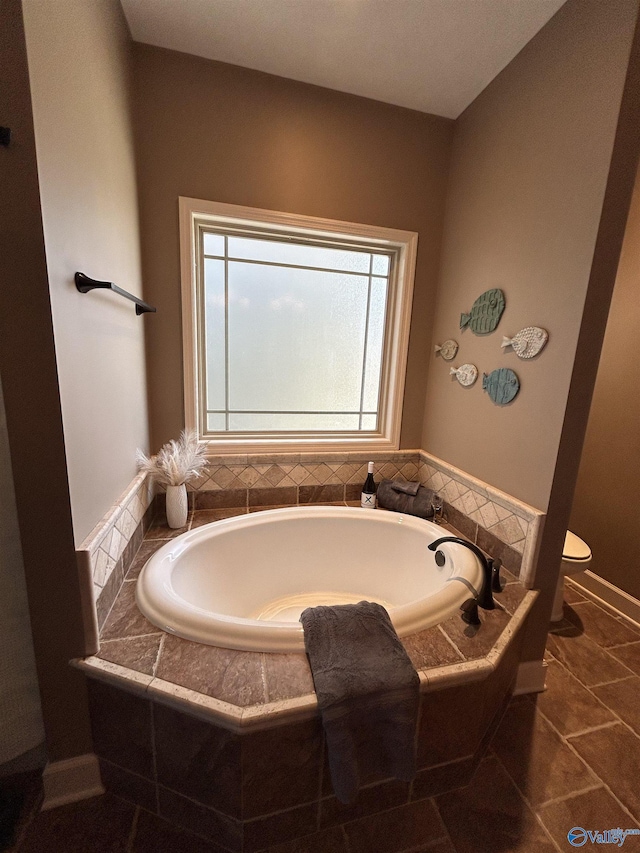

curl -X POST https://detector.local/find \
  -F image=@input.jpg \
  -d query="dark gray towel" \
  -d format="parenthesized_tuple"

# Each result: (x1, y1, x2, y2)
(377, 479, 436, 518)
(389, 479, 420, 496)
(300, 601, 420, 804)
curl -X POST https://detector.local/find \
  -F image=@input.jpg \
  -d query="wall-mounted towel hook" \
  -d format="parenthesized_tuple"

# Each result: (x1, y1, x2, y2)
(75, 272, 156, 315)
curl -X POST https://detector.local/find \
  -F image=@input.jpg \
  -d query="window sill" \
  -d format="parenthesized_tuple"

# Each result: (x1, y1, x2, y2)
(199, 434, 400, 457)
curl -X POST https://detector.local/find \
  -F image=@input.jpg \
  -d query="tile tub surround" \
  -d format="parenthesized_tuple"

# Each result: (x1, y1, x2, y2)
(17, 596, 640, 852)
(80, 507, 535, 724)
(80, 628, 529, 853)
(76, 449, 543, 656)
(73, 507, 537, 850)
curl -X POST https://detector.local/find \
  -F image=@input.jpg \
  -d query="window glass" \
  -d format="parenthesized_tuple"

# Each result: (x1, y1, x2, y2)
(201, 232, 391, 435)
(227, 236, 371, 273)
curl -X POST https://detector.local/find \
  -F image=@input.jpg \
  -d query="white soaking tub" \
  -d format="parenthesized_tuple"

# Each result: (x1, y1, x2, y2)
(136, 506, 484, 652)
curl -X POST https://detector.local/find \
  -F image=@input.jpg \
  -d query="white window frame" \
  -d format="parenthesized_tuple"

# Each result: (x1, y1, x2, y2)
(179, 197, 418, 454)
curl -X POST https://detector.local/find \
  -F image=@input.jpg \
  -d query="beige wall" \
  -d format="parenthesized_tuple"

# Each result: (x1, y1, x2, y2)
(132, 46, 454, 452)
(570, 162, 640, 600)
(22, 0, 149, 545)
(421, 0, 640, 513)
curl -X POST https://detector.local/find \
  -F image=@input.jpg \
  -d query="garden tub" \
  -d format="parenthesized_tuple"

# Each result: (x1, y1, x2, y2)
(136, 505, 484, 652)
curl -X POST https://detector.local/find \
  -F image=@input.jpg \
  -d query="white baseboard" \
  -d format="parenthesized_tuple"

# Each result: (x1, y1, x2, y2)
(513, 660, 548, 695)
(41, 753, 104, 811)
(569, 571, 640, 628)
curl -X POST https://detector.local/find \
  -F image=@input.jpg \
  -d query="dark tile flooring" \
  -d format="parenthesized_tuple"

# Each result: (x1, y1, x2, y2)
(7, 579, 640, 852)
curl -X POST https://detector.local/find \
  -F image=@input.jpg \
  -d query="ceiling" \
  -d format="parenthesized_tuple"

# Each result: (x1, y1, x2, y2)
(121, 0, 567, 119)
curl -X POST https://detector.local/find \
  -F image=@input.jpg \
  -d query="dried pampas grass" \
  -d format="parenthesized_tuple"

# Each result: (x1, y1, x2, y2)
(136, 429, 207, 486)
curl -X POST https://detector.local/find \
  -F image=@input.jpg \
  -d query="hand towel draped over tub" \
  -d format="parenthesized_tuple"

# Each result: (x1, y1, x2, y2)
(300, 601, 420, 804)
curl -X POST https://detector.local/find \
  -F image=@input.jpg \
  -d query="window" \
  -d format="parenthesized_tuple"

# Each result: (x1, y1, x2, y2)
(180, 198, 417, 452)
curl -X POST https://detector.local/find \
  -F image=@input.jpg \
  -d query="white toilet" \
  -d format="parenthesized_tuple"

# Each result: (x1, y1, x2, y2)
(551, 530, 592, 622)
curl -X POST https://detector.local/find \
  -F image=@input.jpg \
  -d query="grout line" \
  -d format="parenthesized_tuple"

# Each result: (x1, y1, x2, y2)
(160, 780, 304, 825)
(567, 704, 640, 745)
(98, 568, 128, 634)
(437, 624, 466, 661)
(537, 782, 604, 810)
(99, 756, 154, 786)
(607, 638, 640, 650)
(489, 752, 564, 853)
(428, 799, 458, 853)
(125, 806, 140, 852)
(10, 785, 43, 852)
(319, 773, 413, 801)
(588, 671, 635, 688)
(340, 823, 352, 853)
(100, 631, 164, 642)
(141, 536, 174, 543)
(260, 653, 269, 704)
(336, 794, 436, 834)
(555, 719, 620, 739)
(152, 634, 166, 678)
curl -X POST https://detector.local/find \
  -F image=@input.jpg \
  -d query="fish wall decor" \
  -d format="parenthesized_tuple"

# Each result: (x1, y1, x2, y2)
(501, 327, 548, 359)
(460, 288, 505, 335)
(482, 368, 520, 405)
(450, 363, 478, 387)
(434, 339, 458, 360)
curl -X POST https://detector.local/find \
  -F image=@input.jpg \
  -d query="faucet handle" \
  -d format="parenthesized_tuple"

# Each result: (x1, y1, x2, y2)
(489, 559, 504, 593)
(460, 598, 481, 626)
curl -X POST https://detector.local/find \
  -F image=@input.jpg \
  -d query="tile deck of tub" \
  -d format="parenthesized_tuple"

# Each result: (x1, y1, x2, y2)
(76, 504, 536, 730)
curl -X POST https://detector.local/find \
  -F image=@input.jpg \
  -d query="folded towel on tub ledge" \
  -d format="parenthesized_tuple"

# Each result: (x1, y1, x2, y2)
(300, 601, 420, 804)
(376, 479, 437, 518)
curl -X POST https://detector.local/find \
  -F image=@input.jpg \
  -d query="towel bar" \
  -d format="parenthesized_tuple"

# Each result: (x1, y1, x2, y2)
(75, 272, 156, 315)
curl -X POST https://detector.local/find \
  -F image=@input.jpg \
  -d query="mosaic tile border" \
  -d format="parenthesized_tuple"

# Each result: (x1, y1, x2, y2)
(189, 452, 420, 493)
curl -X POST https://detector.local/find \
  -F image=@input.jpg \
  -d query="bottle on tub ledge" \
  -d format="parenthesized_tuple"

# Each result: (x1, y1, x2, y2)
(361, 461, 377, 508)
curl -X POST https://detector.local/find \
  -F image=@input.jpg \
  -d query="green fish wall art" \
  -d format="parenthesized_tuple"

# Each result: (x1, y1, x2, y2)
(482, 368, 520, 406)
(460, 288, 505, 335)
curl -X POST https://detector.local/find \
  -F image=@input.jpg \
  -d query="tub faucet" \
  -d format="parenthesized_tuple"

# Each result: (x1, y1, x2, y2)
(428, 537, 497, 611)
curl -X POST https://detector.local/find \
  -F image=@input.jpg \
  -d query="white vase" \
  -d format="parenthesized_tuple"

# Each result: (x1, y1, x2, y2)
(166, 483, 188, 528)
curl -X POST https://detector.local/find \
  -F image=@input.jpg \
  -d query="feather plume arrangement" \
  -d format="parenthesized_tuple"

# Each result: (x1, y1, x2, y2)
(136, 429, 207, 486)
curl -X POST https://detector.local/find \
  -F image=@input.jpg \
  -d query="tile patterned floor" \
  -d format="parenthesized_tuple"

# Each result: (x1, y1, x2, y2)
(6, 578, 640, 852)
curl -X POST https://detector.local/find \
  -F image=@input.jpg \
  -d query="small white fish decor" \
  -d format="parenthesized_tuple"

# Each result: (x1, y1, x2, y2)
(434, 339, 458, 361)
(450, 363, 478, 387)
(483, 368, 520, 405)
(501, 327, 548, 359)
